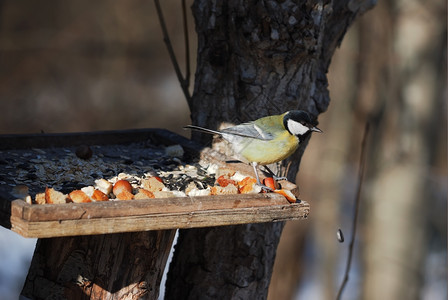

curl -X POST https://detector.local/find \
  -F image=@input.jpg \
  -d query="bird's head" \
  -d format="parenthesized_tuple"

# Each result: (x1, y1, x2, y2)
(283, 110, 322, 138)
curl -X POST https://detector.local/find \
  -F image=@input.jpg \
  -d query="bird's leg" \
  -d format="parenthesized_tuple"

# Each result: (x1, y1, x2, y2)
(251, 162, 263, 186)
(252, 162, 273, 192)
(263, 165, 288, 181)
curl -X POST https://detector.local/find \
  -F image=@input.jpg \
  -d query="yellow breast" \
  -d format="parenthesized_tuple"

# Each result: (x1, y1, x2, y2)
(238, 132, 299, 165)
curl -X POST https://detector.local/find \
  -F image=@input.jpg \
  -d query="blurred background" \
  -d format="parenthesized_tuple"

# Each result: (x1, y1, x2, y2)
(0, 1, 445, 299)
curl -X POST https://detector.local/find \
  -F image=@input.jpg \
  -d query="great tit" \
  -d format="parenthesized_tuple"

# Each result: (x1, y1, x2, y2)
(185, 110, 322, 189)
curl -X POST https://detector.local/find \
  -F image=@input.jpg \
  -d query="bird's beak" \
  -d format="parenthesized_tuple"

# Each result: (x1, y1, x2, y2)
(311, 126, 323, 133)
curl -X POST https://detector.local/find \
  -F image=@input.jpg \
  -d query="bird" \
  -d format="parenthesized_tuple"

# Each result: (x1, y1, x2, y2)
(184, 110, 322, 190)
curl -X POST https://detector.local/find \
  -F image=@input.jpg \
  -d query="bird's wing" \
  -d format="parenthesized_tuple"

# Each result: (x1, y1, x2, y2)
(221, 122, 274, 140)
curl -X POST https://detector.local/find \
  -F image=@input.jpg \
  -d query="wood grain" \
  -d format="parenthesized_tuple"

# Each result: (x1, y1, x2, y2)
(21, 230, 176, 299)
(12, 193, 289, 222)
(11, 197, 309, 238)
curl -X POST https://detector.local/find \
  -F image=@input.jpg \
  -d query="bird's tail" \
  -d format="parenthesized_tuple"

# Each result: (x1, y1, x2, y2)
(183, 125, 222, 136)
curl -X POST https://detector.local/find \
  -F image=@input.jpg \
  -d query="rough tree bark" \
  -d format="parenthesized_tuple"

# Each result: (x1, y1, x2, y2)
(22, 230, 176, 299)
(166, 1, 375, 299)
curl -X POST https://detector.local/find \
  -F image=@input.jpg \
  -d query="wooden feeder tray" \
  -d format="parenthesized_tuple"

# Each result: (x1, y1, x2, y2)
(0, 129, 310, 238)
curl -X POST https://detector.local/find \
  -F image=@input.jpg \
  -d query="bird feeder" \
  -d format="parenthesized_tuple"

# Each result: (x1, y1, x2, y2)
(0, 129, 309, 299)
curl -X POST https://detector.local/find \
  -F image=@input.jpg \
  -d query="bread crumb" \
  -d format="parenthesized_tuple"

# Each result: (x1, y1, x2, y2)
(211, 184, 238, 195)
(95, 179, 113, 195)
(115, 190, 134, 200)
(187, 188, 211, 197)
(45, 187, 69, 204)
(35, 192, 45, 205)
(134, 189, 155, 200)
(152, 191, 176, 198)
(81, 186, 94, 197)
(274, 189, 297, 203)
(216, 175, 237, 188)
(69, 190, 92, 203)
(92, 189, 108, 201)
(238, 177, 261, 194)
(215, 168, 235, 179)
(142, 177, 166, 192)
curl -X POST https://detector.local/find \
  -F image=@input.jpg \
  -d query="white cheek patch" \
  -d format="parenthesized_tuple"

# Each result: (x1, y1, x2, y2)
(287, 120, 309, 136)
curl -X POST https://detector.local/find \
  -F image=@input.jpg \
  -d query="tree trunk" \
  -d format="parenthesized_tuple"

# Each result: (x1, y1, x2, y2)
(22, 230, 175, 299)
(360, 0, 446, 299)
(166, 1, 375, 299)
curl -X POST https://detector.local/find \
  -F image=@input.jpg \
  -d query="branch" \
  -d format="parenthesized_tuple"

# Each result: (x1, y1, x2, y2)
(336, 122, 370, 300)
(182, 0, 191, 86)
(154, 0, 192, 104)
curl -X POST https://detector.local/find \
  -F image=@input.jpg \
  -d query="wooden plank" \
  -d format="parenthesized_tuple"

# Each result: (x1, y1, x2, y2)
(11, 201, 310, 238)
(1, 128, 309, 238)
(10, 198, 26, 218)
(13, 193, 290, 222)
